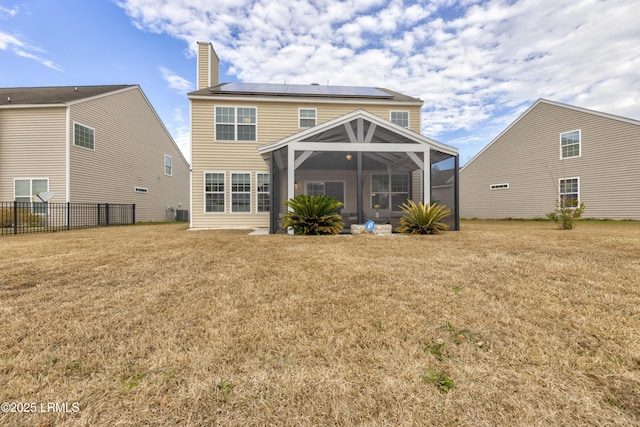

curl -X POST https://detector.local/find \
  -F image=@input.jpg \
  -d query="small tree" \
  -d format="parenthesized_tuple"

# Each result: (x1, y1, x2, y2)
(547, 199, 585, 230)
(281, 194, 344, 235)
(396, 200, 451, 235)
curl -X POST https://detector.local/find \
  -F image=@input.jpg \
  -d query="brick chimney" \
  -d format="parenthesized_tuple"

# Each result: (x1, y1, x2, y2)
(197, 42, 219, 90)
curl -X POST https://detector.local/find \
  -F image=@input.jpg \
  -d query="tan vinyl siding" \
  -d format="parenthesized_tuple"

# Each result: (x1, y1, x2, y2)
(460, 101, 640, 220)
(69, 87, 190, 222)
(294, 170, 358, 211)
(191, 98, 422, 228)
(0, 107, 67, 202)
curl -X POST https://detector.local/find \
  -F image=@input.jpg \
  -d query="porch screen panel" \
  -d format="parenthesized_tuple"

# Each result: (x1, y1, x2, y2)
(270, 147, 288, 233)
(431, 150, 458, 230)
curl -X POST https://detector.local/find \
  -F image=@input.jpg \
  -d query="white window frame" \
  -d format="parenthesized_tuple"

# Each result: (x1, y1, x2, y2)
(164, 155, 172, 176)
(73, 122, 95, 151)
(305, 181, 326, 197)
(370, 174, 409, 212)
(299, 108, 317, 128)
(215, 106, 258, 142)
(559, 177, 580, 208)
(560, 129, 581, 159)
(256, 172, 270, 214)
(304, 180, 347, 208)
(204, 171, 226, 214)
(14, 178, 49, 214)
(231, 172, 252, 213)
(390, 110, 410, 128)
(490, 183, 510, 190)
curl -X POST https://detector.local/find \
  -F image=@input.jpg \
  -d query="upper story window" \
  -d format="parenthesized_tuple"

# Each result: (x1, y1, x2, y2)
(164, 155, 172, 176)
(215, 107, 257, 142)
(390, 111, 409, 128)
(74, 122, 95, 150)
(299, 108, 317, 128)
(560, 130, 580, 159)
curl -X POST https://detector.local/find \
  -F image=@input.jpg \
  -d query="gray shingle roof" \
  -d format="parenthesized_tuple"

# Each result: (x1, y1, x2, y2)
(0, 85, 135, 106)
(189, 82, 422, 103)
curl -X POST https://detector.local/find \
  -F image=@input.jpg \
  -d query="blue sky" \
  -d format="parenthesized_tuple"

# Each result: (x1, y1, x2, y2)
(2, 0, 639, 165)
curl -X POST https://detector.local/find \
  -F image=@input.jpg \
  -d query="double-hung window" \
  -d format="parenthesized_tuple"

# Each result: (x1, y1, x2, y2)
(560, 130, 580, 159)
(257, 173, 270, 213)
(371, 174, 409, 211)
(215, 107, 257, 141)
(299, 108, 317, 128)
(559, 177, 580, 208)
(231, 173, 251, 213)
(14, 178, 49, 214)
(74, 122, 95, 150)
(205, 172, 225, 213)
(164, 155, 172, 176)
(390, 111, 409, 128)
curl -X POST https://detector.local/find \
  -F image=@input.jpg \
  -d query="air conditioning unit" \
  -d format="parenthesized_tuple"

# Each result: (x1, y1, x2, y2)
(176, 210, 189, 222)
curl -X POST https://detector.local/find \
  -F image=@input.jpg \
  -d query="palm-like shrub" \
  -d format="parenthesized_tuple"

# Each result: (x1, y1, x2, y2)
(396, 200, 452, 235)
(281, 194, 344, 235)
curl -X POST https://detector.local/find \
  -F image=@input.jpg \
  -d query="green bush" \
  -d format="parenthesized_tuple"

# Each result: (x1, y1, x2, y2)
(547, 200, 586, 230)
(396, 200, 452, 235)
(280, 194, 344, 235)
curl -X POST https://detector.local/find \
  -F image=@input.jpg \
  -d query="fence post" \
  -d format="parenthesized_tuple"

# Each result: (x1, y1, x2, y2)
(13, 200, 18, 235)
(67, 202, 71, 230)
(132, 204, 136, 224)
(105, 203, 109, 226)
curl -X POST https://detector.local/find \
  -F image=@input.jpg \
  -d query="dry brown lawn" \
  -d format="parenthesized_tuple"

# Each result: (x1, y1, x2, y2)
(1, 220, 639, 426)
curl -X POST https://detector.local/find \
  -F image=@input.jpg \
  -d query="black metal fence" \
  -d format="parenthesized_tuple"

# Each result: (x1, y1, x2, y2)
(1, 201, 135, 236)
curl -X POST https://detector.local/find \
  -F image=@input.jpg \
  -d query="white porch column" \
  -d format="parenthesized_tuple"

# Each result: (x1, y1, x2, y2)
(423, 148, 430, 204)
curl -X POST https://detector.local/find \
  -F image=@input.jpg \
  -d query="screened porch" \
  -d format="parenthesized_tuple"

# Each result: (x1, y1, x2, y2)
(258, 110, 459, 233)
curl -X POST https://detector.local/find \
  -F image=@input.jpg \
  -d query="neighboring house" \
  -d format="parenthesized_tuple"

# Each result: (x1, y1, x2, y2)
(189, 42, 459, 233)
(460, 99, 640, 220)
(0, 85, 190, 222)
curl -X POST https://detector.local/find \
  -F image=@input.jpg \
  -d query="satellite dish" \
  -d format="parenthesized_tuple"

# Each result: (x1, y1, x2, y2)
(37, 191, 55, 202)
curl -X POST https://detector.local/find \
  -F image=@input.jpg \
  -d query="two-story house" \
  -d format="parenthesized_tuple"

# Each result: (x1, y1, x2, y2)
(189, 42, 459, 233)
(460, 99, 640, 220)
(0, 85, 190, 222)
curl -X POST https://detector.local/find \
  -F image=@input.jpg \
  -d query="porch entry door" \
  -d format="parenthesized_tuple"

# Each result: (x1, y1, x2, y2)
(306, 181, 345, 206)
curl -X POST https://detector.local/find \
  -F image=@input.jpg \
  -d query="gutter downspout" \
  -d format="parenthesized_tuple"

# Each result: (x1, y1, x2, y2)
(65, 106, 71, 202)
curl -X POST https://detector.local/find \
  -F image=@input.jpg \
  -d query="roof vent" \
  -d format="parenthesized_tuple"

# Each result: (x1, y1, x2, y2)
(311, 83, 319, 86)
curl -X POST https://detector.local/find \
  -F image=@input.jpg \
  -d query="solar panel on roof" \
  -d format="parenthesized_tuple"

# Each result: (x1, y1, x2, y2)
(214, 82, 393, 98)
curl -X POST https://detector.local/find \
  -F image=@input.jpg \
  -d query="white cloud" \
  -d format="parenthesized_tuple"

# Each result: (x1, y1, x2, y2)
(0, 5, 18, 17)
(117, 0, 640, 160)
(0, 32, 62, 71)
(1, 6, 62, 71)
(159, 66, 193, 93)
